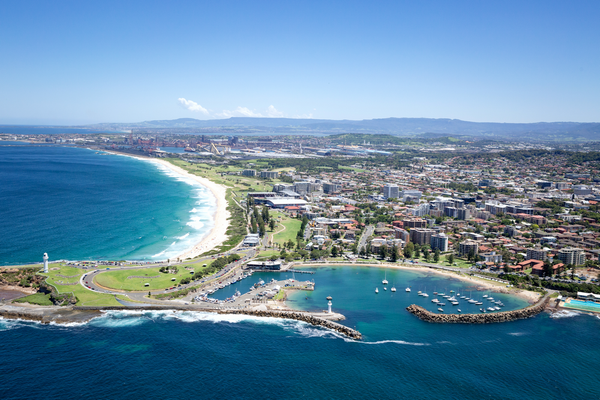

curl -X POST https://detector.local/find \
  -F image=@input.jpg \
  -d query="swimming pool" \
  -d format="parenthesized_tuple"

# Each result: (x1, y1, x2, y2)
(564, 299, 600, 313)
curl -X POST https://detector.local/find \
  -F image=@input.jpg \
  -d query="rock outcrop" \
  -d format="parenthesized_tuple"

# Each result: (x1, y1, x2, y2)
(407, 295, 549, 324)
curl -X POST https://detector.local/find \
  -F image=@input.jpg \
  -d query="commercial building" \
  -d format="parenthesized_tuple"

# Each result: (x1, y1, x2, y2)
(430, 233, 449, 252)
(383, 184, 399, 199)
(323, 182, 342, 194)
(260, 171, 279, 179)
(242, 169, 257, 177)
(557, 248, 586, 266)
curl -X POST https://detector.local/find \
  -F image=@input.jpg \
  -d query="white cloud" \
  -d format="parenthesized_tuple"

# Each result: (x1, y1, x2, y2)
(178, 98, 209, 115)
(217, 105, 286, 118)
(265, 105, 284, 118)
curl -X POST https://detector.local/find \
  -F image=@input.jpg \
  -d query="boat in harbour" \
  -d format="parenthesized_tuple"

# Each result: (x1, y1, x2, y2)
(382, 271, 388, 285)
(375, 287, 379, 294)
(406, 287, 411, 292)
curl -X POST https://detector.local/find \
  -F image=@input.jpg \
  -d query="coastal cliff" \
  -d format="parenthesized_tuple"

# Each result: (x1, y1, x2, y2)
(406, 295, 549, 324)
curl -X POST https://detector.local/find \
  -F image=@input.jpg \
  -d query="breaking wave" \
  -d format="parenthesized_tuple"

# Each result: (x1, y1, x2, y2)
(550, 310, 581, 319)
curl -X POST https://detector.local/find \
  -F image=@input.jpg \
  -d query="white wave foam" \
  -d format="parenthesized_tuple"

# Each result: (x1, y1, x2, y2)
(550, 310, 581, 319)
(360, 340, 430, 346)
(176, 233, 190, 240)
(190, 208, 198, 213)
(508, 332, 528, 336)
(152, 250, 166, 258)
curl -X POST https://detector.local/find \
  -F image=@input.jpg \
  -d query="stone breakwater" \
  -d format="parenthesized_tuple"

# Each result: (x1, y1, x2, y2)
(73, 306, 362, 339)
(407, 295, 549, 324)
(218, 309, 362, 340)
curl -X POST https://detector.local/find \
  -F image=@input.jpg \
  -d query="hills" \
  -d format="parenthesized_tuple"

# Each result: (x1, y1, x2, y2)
(87, 117, 600, 142)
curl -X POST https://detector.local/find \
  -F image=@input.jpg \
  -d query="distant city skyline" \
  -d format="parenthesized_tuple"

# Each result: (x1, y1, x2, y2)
(1, 0, 599, 125)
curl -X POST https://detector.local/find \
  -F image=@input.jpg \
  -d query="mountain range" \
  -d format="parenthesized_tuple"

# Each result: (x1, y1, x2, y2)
(86, 117, 600, 141)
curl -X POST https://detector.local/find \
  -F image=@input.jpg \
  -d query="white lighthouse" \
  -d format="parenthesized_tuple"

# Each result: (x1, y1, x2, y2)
(327, 296, 332, 314)
(43, 253, 49, 273)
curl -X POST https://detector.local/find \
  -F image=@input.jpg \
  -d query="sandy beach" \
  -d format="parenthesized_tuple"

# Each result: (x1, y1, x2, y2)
(105, 151, 231, 261)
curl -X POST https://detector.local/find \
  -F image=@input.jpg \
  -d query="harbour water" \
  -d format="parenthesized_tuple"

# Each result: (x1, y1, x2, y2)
(0, 144, 215, 265)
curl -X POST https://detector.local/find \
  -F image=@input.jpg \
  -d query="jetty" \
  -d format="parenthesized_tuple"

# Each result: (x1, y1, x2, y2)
(407, 294, 549, 324)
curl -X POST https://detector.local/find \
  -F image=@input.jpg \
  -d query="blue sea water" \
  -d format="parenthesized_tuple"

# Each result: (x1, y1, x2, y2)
(1, 266, 600, 399)
(1, 142, 600, 398)
(0, 145, 215, 264)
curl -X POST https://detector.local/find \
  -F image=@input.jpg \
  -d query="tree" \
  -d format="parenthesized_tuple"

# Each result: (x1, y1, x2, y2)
(269, 219, 276, 231)
(446, 253, 454, 265)
(331, 245, 339, 258)
(433, 248, 440, 263)
(403, 244, 413, 259)
(380, 245, 388, 260)
(390, 244, 399, 262)
(543, 261, 553, 277)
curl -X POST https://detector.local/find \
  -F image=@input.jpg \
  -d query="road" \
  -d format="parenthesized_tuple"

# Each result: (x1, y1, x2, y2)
(357, 225, 374, 253)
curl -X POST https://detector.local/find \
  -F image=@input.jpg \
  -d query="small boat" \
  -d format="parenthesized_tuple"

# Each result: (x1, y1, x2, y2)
(422, 293, 429, 297)
(487, 307, 495, 312)
(384, 287, 387, 291)
(450, 290, 455, 293)
(382, 271, 388, 285)
(468, 299, 477, 304)
(451, 301, 459, 306)
(438, 308, 444, 312)
(476, 302, 483, 305)
(438, 302, 446, 306)
(494, 307, 501, 311)
(432, 299, 439, 303)
(375, 288, 379, 294)
(391, 286, 396, 292)
(406, 287, 411, 292)
(457, 309, 462, 313)
(417, 290, 422, 295)
(488, 297, 494, 301)
(483, 295, 488, 298)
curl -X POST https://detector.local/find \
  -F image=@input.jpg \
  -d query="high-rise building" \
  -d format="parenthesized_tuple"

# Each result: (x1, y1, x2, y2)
(410, 228, 435, 246)
(242, 169, 257, 177)
(557, 248, 586, 266)
(323, 182, 342, 194)
(383, 184, 399, 199)
(526, 248, 548, 261)
(459, 240, 479, 257)
(430, 233, 449, 252)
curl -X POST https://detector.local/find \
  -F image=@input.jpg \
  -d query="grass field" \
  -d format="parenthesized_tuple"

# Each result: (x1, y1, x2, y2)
(14, 293, 53, 306)
(94, 266, 199, 291)
(32, 264, 122, 306)
(273, 217, 302, 246)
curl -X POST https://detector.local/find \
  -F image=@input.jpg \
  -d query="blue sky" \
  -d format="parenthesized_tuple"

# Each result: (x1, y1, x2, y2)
(1, 0, 599, 125)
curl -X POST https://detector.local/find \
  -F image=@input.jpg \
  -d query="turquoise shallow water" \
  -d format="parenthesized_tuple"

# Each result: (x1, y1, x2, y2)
(0, 145, 215, 265)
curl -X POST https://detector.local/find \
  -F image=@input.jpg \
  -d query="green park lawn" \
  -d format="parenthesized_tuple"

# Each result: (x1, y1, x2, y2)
(94, 266, 199, 291)
(37, 264, 122, 306)
(14, 293, 53, 306)
(272, 217, 302, 246)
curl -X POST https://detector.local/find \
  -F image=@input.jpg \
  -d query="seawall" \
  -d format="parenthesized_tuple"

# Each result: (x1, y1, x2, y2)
(407, 295, 549, 324)
(0, 304, 362, 339)
(218, 309, 362, 340)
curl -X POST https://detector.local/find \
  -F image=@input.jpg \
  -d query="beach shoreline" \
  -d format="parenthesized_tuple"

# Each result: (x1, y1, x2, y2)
(103, 150, 231, 261)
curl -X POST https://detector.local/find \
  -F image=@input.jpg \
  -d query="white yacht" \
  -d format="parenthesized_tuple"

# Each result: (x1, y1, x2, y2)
(384, 287, 387, 291)
(391, 286, 397, 292)
(438, 308, 444, 312)
(432, 298, 439, 303)
(375, 287, 379, 294)
(406, 287, 411, 292)
(382, 271, 388, 285)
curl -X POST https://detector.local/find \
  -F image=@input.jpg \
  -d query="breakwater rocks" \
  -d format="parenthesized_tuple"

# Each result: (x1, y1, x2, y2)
(219, 309, 362, 340)
(407, 296, 549, 324)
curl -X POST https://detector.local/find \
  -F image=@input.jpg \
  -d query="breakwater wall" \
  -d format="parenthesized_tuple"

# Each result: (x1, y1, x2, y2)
(73, 306, 362, 339)
(218, 309, 362, 340)
(407, 295, 549, 324)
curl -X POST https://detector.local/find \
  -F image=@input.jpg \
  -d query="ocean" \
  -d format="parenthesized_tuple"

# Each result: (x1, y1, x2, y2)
(1, 266, 600, 399)
(1, 142, 599, 399)
(0, 144, 215, 265)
